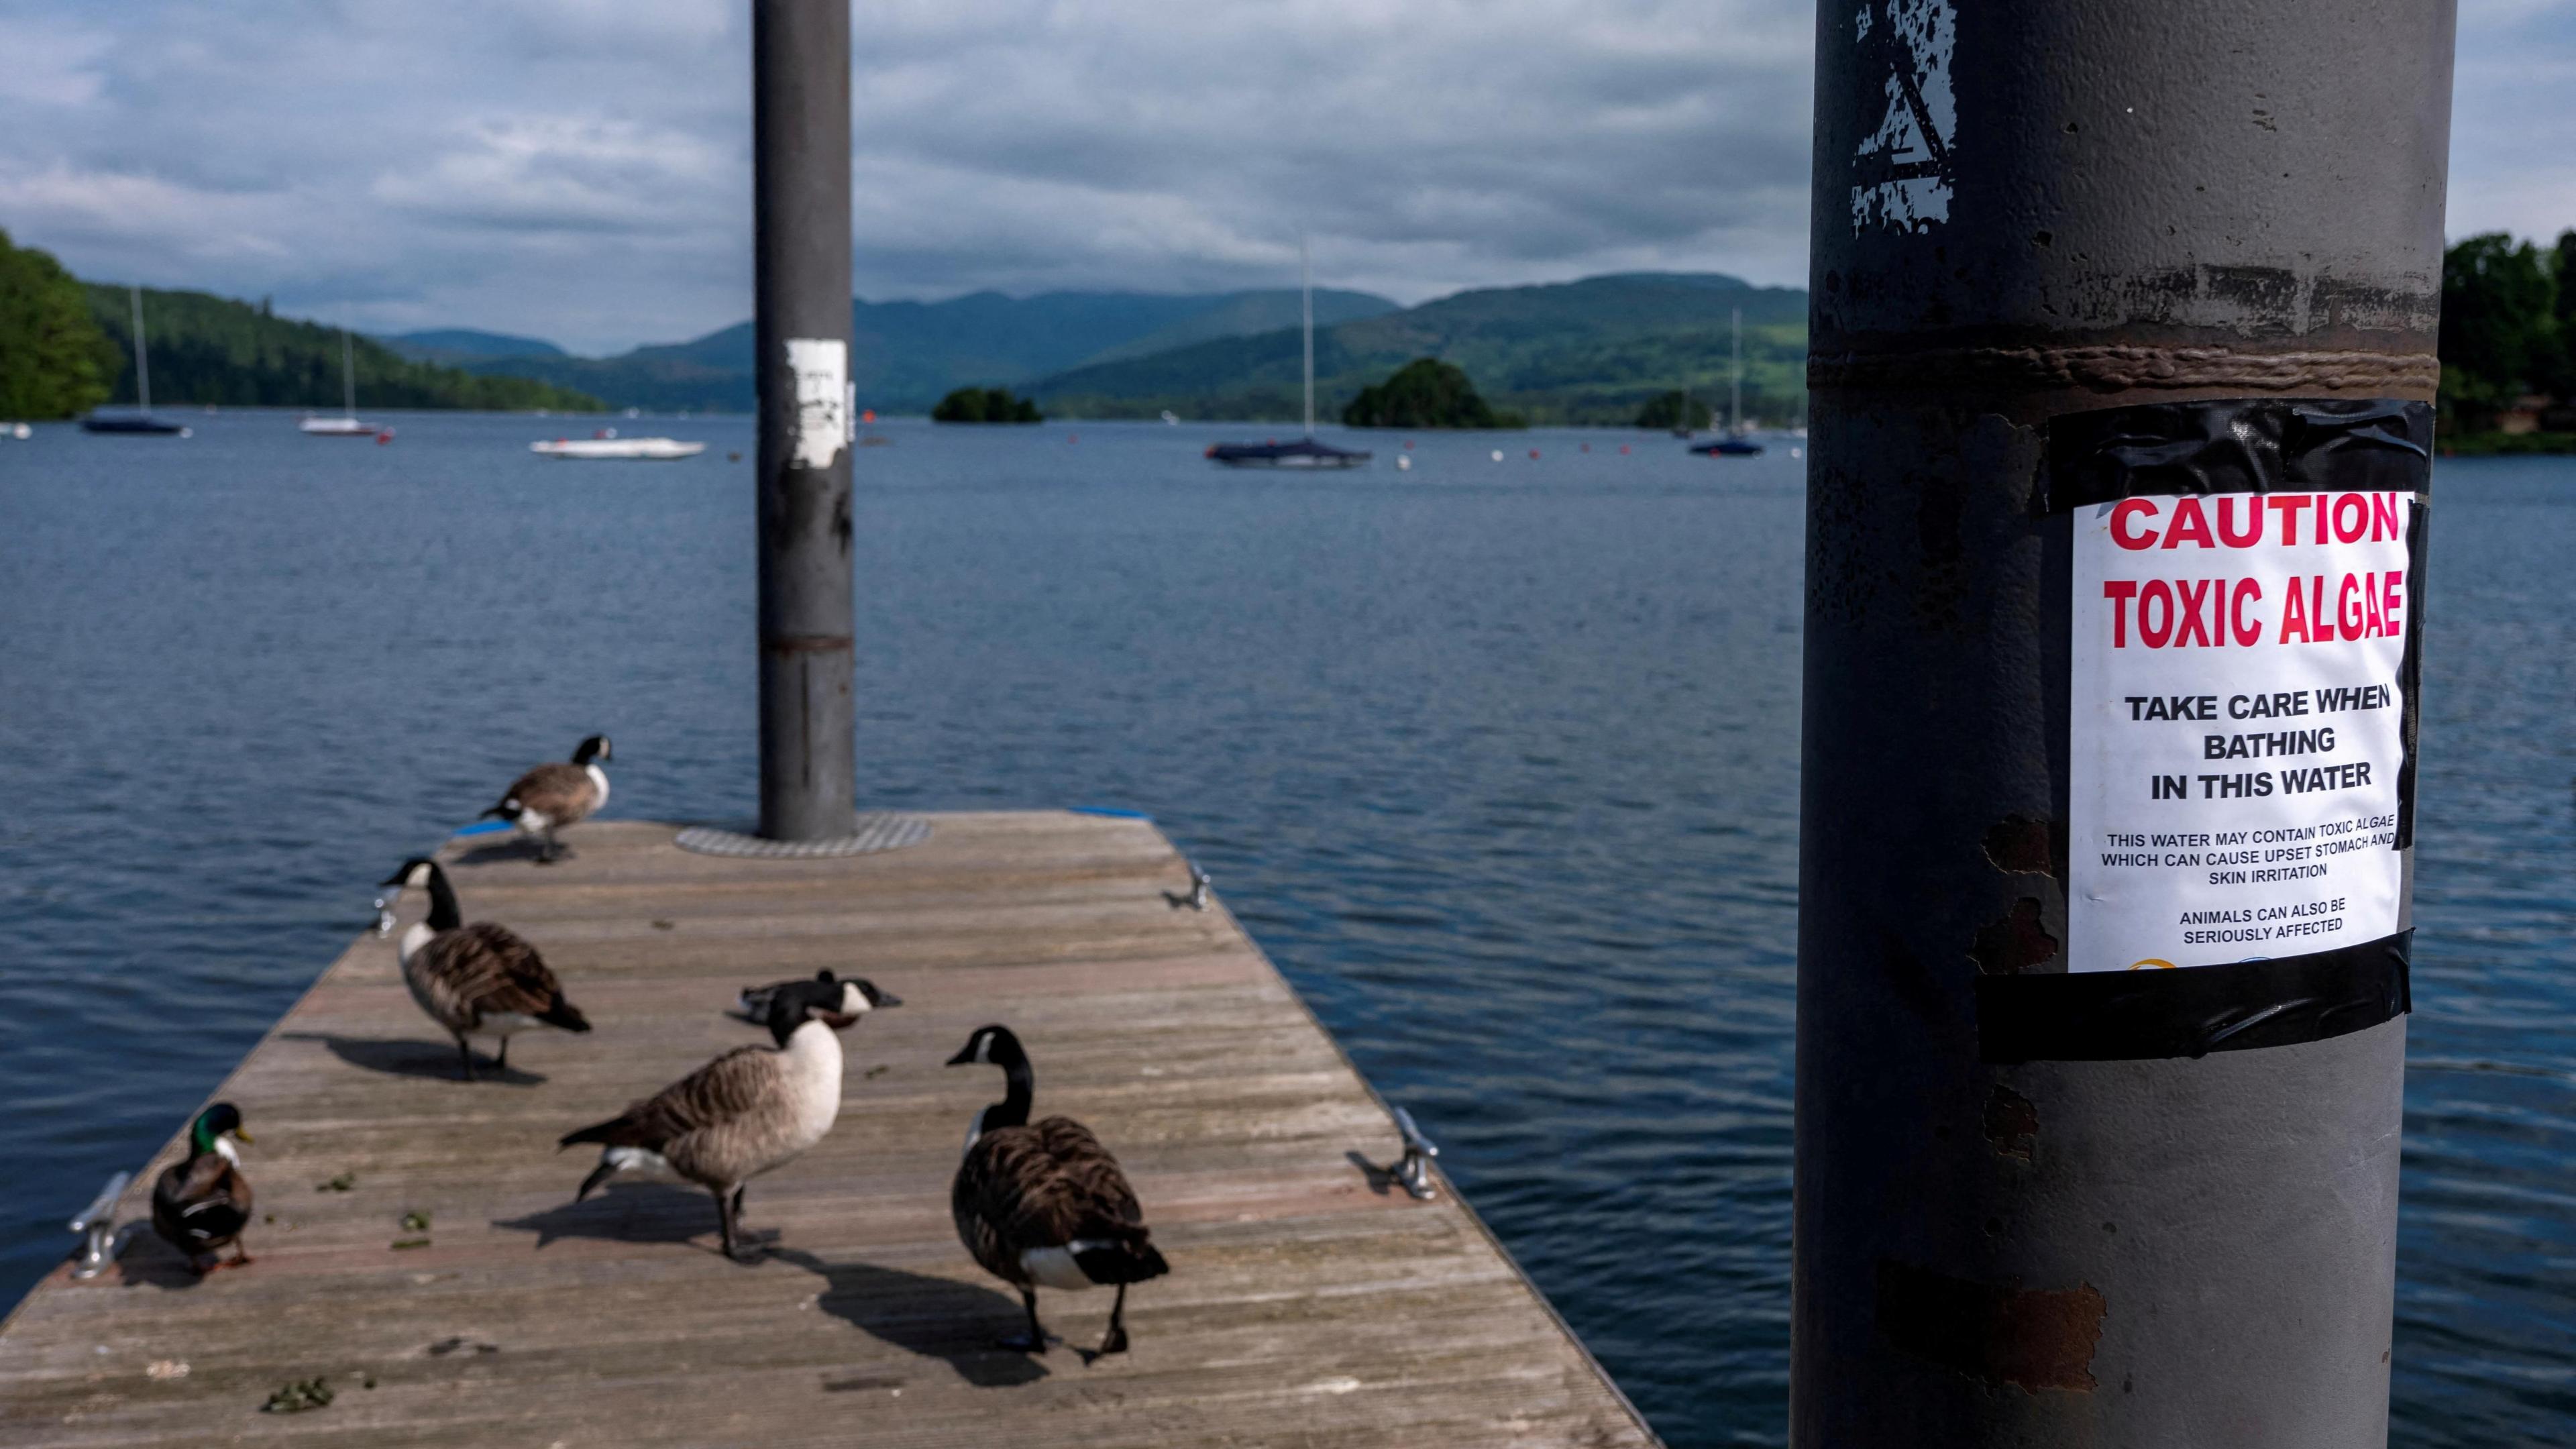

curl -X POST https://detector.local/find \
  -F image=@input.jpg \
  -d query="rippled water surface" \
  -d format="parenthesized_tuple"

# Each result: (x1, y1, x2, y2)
(0, 414, 2567, 1445)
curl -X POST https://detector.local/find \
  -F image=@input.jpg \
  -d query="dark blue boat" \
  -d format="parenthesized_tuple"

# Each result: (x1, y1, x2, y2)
(1209, 239, 1371, 470)
(1206, 437, 1371, 468)
(81, 413, 190, 437)
(82, 286, 191, 437)
(1690, 435, 1763, 458)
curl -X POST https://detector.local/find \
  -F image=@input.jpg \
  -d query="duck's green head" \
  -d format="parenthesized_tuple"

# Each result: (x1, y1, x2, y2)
(191, 1102, 251, 1156)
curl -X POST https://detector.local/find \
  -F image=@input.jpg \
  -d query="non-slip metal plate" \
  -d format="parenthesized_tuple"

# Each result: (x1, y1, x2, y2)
(672, 814, 931, 858)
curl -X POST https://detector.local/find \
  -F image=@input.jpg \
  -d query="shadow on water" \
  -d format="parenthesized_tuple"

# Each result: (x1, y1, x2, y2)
(278, 1031, 546, 1087)
(769, 1248, 1051, 1387)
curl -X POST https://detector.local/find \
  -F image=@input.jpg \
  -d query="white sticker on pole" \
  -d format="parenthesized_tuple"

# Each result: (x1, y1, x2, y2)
(2068, 490, 2412, 973)
(784, 338, 847, 469)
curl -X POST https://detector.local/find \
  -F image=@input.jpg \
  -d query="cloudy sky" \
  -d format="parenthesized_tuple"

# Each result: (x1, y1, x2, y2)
(1, 0, 2569, 355)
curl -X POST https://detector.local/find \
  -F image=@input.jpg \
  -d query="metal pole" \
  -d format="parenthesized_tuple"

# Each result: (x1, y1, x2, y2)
(752, 0, 857, 842)
(1796, 3, 2455, 1446)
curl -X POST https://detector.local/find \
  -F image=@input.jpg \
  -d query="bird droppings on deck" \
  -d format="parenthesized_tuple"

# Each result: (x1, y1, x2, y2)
(0, 814, 1656, 1448)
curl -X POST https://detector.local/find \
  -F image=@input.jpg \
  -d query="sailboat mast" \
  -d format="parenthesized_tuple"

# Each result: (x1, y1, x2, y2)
(1301, 237, 1315, 437)
(343, 329, 357, 418)
(1729, 306, 1743, 432)
(130, 284, 152, 415)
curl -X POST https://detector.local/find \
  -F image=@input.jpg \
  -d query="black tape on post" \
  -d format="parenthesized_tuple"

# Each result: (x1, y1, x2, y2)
(1987, 398, 2430, 1064)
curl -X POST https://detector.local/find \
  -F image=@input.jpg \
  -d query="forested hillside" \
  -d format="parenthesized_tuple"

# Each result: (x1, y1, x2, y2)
(85, 285, 600, 413)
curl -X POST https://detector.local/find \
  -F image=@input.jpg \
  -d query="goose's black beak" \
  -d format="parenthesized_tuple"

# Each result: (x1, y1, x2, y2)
(864, 985, 902, 1009)
(944, 1045, 975, 1066)
(376, 869, 407, 887)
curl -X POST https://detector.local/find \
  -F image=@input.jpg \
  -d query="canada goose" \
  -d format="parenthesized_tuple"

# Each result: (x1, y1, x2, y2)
(152, 1103, 254, 1274)
(737, 968, 902, 1023)
(561, 982, 891, 1260)
(379, 858, 592, 1080)
(481, 733, 612, 862)
(947, 1025, 1168, 1356)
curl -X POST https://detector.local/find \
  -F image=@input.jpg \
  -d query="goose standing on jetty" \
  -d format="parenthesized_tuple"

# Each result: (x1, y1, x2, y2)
(152, 1104, 255, 1274)
(947, 1025, 1169, 1356)
(481, 734, 612, 862)
(380, 858, 592, 1080)
(560, 981, 894, 1260)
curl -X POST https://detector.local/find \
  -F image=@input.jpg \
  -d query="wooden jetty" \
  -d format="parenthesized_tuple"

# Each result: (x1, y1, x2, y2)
(0, 813, 1656, 1447)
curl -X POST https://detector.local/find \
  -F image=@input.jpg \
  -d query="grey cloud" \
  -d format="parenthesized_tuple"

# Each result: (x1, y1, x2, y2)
(0, 0, 2559, 354)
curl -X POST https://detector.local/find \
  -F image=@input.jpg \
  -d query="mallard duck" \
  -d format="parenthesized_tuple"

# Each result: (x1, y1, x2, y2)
(560, 981, 889, 1260)
(380, 857, 592, 1080)
(480, 733, 611, 862)
(152, 1103, 254, 1274)
(947, 1025, 1168, 1356)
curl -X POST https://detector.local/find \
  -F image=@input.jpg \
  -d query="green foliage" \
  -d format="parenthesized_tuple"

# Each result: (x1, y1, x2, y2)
(0, 229, 116, 419)
(2438, 232, 2570, 433)
(1633, 390, 1715, 430)
(930, 386, 1042, 423)
(1342, 358, 1519, 429)
(86, 284, 602, 412)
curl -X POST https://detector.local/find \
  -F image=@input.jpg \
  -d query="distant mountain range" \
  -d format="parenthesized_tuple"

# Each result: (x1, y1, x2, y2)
(384, 329, 569, 364)
(402, 272, 1810, 425)
(431, 288, 1398, 415)
(1030, 273, 1809, 427)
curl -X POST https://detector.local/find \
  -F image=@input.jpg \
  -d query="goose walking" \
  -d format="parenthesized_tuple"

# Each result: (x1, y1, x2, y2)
(560, 980, 895, 1260)
(947, 1025, 1168, 1356)
(481, 734, 612, 862)
(380, 858, 592, 1080)
(152, 1104, 255, 1275)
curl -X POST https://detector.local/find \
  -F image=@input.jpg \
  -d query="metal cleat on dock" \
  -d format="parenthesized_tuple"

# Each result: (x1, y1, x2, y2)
(68, 1172, 131, 1279)
(372, 893, 397, 937)
(1391, 1108, 1440, 1201)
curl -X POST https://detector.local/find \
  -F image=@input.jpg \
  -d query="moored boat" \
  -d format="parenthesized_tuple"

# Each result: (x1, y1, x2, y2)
(531, 429, 706, 461)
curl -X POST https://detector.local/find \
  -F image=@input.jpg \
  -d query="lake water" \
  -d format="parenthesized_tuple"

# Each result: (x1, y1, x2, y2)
(0, 412, 2568, 1445)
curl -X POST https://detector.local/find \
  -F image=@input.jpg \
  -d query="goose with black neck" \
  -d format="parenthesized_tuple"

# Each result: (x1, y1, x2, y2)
(379, 857, 592, 1081)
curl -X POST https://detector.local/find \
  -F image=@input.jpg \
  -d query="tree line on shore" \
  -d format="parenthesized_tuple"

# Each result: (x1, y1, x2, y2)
(0, 230, 600, 419)
(2440, 231, 2576, 445)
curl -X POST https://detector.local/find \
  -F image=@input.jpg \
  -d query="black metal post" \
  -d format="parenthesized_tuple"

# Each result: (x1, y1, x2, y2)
(753, 0, 856, 842)
(1797, 3, 2455, 1444)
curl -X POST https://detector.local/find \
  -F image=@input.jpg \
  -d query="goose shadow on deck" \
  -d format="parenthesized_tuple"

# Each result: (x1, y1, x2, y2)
(0, 813, 1658, 1448)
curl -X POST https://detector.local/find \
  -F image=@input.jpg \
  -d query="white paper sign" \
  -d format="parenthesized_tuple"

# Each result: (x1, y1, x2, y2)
(2068, 490, 2413, 973)
(784, 338, 847, 469)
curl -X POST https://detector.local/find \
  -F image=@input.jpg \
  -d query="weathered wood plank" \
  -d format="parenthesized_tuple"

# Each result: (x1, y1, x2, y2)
(0, 816, 1655, 1448)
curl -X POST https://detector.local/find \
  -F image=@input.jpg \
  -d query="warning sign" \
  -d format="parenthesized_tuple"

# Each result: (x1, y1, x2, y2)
(2068, 489, 2414, 972)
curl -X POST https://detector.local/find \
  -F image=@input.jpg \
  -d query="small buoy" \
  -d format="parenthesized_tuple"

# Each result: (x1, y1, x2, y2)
(1395, 455, 1412, 471)
(1403, 439, 1415, 449)
(374, 429, 394, 445)
(1580, 442, 1590, 452)
(1067, 433, 1078, 444)
(1490, 449, 1504, 463)
(729, 451, 743, 462)
(1790, 446, 1804, 459)
(1528, 448, 1540, 460)
(1618, 444, 1631, 455)
(861, 409, 876, 425)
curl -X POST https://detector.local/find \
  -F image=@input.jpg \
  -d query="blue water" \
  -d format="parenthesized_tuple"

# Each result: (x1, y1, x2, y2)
(0, 413, 2567, 1444)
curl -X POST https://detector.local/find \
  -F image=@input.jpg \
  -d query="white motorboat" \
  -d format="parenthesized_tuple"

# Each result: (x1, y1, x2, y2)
(531, 428, 706, 461)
